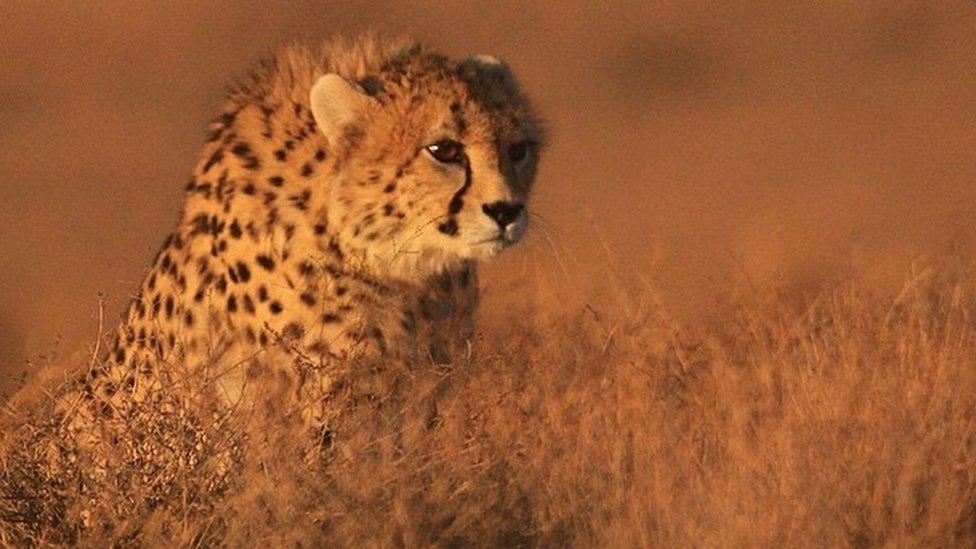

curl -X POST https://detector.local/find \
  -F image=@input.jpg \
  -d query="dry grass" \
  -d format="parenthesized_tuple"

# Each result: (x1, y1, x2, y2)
(3, 260, 976, 546)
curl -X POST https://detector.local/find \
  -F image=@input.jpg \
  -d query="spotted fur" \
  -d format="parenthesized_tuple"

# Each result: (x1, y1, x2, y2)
(78, 37, 543, 423)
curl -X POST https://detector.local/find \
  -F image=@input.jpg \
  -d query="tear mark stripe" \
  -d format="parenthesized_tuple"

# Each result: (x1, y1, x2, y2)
(439, 158, 472, 236)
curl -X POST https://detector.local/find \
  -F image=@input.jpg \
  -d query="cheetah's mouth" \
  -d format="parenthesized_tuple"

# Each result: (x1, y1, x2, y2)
(473, 224, 525, 252)
(474, 236, 506, 246)
(464, 210, 527, 259)
(470, 234, 513, 258)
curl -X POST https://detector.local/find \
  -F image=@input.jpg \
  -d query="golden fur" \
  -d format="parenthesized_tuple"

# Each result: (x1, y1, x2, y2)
(64, 36, 543, 428)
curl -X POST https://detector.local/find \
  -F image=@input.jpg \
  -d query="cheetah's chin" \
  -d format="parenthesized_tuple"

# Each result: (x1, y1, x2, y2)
(468, 238, 509, 260)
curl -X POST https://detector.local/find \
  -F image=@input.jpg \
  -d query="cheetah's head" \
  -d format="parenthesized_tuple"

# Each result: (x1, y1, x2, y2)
(309, 48, 543, 282)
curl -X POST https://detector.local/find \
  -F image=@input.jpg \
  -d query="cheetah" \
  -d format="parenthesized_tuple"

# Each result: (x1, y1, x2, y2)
(75, 37, 543, 424)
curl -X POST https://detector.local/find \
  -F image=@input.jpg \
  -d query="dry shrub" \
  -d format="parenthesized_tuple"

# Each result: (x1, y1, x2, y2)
(3, 261, 976, 546)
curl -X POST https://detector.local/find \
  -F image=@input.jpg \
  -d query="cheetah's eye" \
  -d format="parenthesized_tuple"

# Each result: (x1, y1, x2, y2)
(426, 140, 464, 164)
(508, 142, 530, 164)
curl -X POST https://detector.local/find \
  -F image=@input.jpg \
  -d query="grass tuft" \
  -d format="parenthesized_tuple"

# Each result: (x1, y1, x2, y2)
(3, 261, 976, 546)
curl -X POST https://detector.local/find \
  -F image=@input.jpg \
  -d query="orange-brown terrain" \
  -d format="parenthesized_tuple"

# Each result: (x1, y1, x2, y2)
(3, 2, 976, 545)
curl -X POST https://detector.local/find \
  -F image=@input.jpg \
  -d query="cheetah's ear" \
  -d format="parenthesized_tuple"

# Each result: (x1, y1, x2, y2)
(465, 54, 505, 68)
(309, 74, 373, 141)
(456, 54, 518, 89)
(457, 54, 511, 75)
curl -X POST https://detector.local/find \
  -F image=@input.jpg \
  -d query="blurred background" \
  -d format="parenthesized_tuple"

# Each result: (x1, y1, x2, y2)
(2, 1, 975, 386)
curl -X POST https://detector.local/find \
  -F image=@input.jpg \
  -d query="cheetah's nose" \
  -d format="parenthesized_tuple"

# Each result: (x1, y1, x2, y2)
(482, 201, 527, 243)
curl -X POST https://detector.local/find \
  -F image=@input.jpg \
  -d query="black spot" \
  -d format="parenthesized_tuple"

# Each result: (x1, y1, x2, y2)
(298, 261, 315, 277)
(314, 223, 327, 235)
(195, 183, 212, 197)
(202, 149, 223, 174)
(259, 332, 269, 346)
(383, 182, 396, 193)
(308, 341, 327, 355)
(190, 213, 210, 234)
(229, 220, 242, 239)
(236, 261, 251, 282)
(255, 254, 275, 271)
(335, 286, 348, 297)
(227, 295, 238, 312)
(165, 296, 175, 318)
(327, 240, 344, 259)
(231, 142, 252, 157)
(437, 219, 458, 236)
(208, 214, 223, 235)
(268, 175, 284, 187)
(184, 310, 194, 326)
(216, 276, 228, 294)
(358, 76, 384, 96)
(243, 294, 256, 314)
(231, 142, 261, 170)
(321, 313, 341, 324)
(301, 163, 314, 177)
(257, 285, 269, 301)
(274, 149, 287, 161)
(242, 182, 256, 195)
(115, 347, 125, 364)
(314, 149, 326, 162)
(300, 292, 316, 307)
(283, 322, 304, 339)
(269, 301, 283, 314)
(289, 189, 312, 210)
